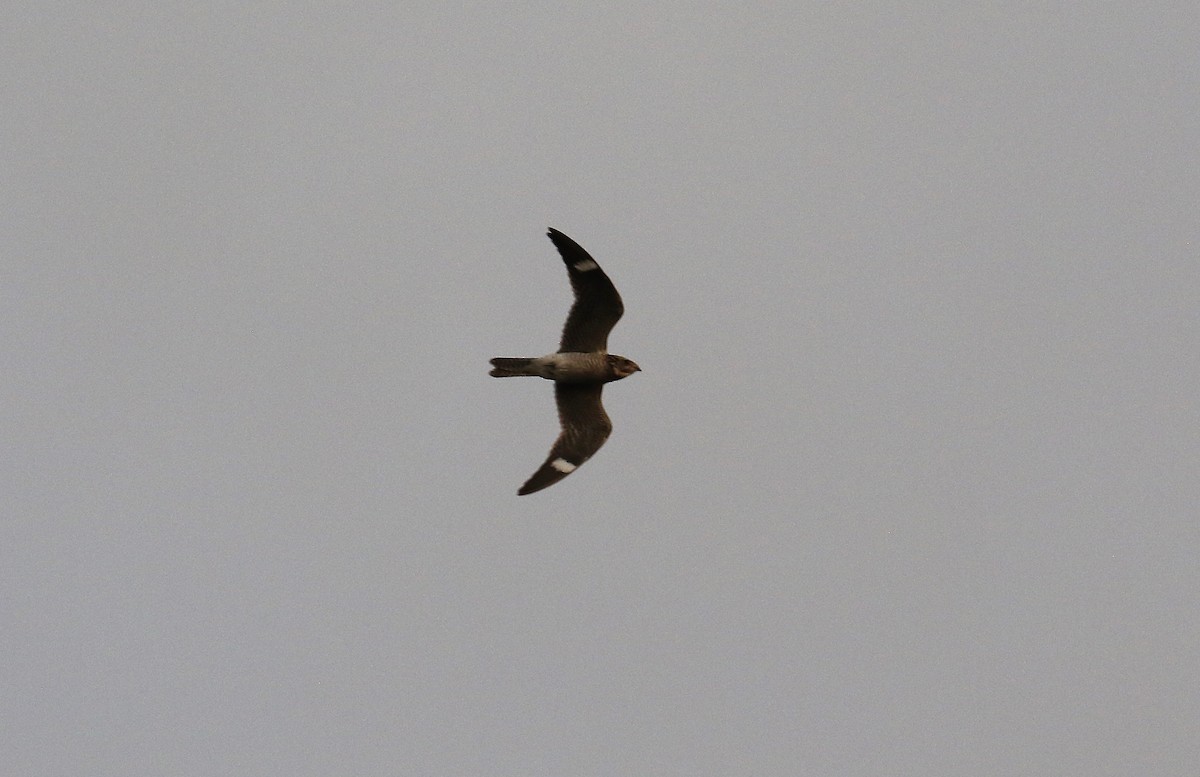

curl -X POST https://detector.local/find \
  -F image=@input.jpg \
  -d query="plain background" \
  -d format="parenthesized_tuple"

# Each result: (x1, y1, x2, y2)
(5, 4, 1198, 775)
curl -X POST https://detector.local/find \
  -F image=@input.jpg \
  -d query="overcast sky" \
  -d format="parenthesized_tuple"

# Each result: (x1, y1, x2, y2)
(5, 4, 1199, 775)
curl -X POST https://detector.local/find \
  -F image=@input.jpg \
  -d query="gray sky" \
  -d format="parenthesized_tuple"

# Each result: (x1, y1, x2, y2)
(5, 4, 1198, 775)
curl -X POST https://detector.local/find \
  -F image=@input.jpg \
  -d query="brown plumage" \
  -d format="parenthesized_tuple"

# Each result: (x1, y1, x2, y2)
(489, 229, 640, 495)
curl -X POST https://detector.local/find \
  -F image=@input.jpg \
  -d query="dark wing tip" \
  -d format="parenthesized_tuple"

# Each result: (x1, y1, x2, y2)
(516, 460, 576, 495)
(545, 228, 593, 258)
(546, 227, 577, 252)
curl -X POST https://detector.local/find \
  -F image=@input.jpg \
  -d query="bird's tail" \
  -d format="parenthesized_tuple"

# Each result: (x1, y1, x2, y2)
(489, 357, 537, 377)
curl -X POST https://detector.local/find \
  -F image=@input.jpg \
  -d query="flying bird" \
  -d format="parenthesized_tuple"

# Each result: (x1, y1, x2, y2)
(489, 228, 640, 495)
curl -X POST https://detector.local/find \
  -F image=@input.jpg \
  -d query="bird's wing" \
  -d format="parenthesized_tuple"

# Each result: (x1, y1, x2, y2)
(518, 383, 613, 495)
(547, 228, 624, 353)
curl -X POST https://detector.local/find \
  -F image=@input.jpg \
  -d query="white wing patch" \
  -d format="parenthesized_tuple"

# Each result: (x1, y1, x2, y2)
(550, 458, 577, 473)
(573, 259, 599, 272)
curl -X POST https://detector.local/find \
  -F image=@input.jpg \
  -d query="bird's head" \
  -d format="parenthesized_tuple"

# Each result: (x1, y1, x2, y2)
(607, 355, 641, 380)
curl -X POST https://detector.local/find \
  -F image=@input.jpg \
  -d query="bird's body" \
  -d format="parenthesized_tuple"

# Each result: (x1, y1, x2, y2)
(489, 352, 636, 383)
(489, 228, 640, 495)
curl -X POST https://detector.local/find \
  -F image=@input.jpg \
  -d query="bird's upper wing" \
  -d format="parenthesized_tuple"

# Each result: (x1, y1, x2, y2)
(547, 228, 624, 353)
(517, 382, 613, 495)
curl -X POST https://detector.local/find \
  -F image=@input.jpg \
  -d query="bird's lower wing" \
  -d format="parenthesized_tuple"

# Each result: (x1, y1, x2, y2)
(517, 384, 613, 495)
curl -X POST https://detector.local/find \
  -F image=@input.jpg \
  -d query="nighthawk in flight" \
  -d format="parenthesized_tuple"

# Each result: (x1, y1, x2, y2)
(489, 228, 640, 495)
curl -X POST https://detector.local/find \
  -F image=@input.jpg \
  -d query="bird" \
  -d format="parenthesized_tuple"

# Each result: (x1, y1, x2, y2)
(489, 228, 640, 495)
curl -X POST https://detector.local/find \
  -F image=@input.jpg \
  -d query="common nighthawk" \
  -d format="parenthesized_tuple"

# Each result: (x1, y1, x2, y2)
(489, 228, 640, 495)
